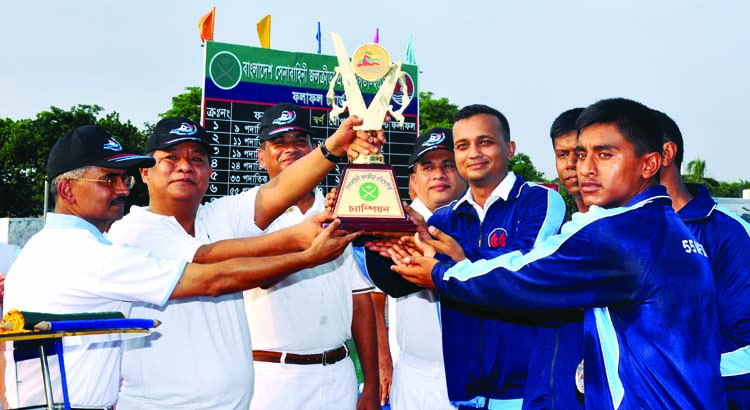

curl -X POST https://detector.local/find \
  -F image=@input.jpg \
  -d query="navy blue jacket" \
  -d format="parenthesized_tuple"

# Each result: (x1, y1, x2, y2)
(522, 321, 584, 410)
(432, 186, 726, 409)
(428, 175, 565, 405)
(680, 184, 750, 409)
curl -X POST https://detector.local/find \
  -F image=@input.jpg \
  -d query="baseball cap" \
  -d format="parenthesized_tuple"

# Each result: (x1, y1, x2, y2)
(47, 125, 156, 182)
(145, 117, 211, 154)
(258, 103, 316, 141)
(408, 127, 455, 170)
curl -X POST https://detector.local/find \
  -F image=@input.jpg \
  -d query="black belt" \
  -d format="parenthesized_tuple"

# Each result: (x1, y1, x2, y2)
(253, 345, 348, 366)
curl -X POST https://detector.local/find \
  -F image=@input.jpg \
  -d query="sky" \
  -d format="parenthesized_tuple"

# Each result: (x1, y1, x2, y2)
(2, 1, 748, 182)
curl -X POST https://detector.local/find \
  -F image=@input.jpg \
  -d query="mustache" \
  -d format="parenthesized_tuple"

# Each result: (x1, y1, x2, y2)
(110, 195, 127, 206)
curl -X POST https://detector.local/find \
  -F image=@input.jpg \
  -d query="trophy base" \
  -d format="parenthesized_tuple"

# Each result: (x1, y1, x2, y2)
(336, 217, 417, 234)
(332, 164, 416, 233)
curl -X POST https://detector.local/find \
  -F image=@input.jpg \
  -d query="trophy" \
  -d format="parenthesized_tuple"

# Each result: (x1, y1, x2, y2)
(326, 32, 416, 232)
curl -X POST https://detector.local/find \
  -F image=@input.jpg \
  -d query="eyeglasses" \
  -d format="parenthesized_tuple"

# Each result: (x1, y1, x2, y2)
(70, 175, 136, 189)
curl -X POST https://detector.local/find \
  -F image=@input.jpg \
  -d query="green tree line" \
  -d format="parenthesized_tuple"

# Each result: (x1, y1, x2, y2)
(1, 88, 748, 217)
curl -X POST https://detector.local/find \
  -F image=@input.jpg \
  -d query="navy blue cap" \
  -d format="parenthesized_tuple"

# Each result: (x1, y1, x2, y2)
(408, 127, 454, 169)
(258, 103, 316, 141)
(146, 117, 211, 153)
(47, 125, 155, 182)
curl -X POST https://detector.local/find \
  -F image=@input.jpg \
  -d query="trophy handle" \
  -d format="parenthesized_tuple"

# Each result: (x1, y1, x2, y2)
(389, 68, 412, 126)
(327, 68, 346, 121)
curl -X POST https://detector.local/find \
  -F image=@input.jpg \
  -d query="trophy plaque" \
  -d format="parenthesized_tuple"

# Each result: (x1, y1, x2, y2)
(327, 32, 416, 232)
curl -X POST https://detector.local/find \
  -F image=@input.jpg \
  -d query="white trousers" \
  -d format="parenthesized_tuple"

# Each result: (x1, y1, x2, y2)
(250, 357, 357, 410)
(390, 350, 455, 410)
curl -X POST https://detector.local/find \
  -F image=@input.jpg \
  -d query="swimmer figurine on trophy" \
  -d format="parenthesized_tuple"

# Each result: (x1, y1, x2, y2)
(326, 32, 416, 232)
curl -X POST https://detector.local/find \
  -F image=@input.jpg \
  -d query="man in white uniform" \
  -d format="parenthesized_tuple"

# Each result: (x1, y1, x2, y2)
(0, 242, 17, 409)
(244, 103, 379, 410)
(360, 128, 466, 409)
(106, 115, 366, 410)
(4, 125, 356, 409)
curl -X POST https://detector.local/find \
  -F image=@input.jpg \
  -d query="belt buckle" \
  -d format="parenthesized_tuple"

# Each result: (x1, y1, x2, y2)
(322, 349, 330, 366)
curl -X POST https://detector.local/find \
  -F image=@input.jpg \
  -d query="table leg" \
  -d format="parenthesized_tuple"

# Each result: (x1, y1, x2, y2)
(37, 346, 54, 410)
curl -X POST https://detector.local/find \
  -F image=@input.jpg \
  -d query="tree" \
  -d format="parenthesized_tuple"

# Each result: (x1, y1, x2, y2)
(509, 153, 545, 183)
(684, 158, 706, 183)
(418, 91, 458, 132)
(681, 157, 750, 198)
(160, 86, 202, 122)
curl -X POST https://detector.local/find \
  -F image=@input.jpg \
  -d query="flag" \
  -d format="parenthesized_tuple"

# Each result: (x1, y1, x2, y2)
(198, 7, 215, 43)
(374, 28, 379, 43)
(405, 36, 415, 64)
(257, 15, 271, 49)
(316, 21, 321, 54)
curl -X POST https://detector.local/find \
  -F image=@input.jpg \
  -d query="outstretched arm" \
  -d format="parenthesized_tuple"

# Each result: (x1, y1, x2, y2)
(192, 212, 328, 263)
(171, 220, 360, 299)
(254, 115, 362, 230)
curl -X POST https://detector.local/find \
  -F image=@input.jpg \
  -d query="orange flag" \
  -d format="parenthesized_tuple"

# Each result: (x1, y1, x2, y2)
(257, 15, 271, 48)
(198, 7, 215, 43)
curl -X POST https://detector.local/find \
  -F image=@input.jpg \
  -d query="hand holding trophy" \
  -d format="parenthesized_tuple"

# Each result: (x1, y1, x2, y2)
(326, 32, 416, 233)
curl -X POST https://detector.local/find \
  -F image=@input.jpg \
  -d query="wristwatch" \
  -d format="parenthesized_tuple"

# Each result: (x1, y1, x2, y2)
(320, 141, 347, 163)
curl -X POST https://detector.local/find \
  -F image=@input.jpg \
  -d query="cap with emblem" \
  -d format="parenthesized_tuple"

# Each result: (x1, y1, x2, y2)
(47, 125, 156, 182)
(145, 117, 212, 154)
(258, 103, 316, 141)
(408, 127, 454, 170)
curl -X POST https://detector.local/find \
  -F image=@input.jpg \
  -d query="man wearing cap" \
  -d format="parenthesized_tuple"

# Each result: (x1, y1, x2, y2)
(368, 127, 466, 409)
(3, 124, 359, 409)
(104, 114, 366, 410)
(243, 103, 379, 410)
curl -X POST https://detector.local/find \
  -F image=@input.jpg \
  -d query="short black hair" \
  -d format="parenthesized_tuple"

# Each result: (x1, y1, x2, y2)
(454, 104, 511, 142)
(550, 107, 585, 145)
(651, 109, 684, 168)
(576, 98, 663, 158)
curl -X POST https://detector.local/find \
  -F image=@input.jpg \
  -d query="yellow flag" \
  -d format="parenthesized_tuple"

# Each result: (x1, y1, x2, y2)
(198, 7, 215, 43)
(257, 15, 271, 49)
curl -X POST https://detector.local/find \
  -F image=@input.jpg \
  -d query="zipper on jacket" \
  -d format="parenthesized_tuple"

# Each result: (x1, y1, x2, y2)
(550, 329, 560, 410)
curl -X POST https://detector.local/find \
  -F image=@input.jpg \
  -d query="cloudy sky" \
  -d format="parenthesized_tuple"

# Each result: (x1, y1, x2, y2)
(2, 0, 748, 182)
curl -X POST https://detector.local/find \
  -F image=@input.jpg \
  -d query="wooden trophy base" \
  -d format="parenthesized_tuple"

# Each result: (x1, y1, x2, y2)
(332, 164, 416, 233)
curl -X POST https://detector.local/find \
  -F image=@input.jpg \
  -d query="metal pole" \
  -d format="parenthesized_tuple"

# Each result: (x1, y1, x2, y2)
(43, 180, 49, 221)
(38, 345, 55, 410)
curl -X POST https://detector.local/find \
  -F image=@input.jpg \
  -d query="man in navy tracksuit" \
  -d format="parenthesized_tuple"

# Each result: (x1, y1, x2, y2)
(656, 109, 750, 409)
(392, 98, 726, 409)
(426, 105, 566, 409)
(352, 106, 564, 409)
(521, 108, 587, 410)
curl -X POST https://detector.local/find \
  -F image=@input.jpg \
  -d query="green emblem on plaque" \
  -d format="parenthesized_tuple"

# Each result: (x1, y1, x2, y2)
(209, 51, 242, 90)
(359, 182, 380, 202)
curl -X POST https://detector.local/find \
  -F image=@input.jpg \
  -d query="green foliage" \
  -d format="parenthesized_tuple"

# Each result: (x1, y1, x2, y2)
(548, 177, 581, 220)
(510, 153, 545, 183)
(0, 105, 149, 217)
(418, 91, 458, 132)
(685, 158, 706, 182)
(160, 86, 202, 122)
(682, 156, 750, 198)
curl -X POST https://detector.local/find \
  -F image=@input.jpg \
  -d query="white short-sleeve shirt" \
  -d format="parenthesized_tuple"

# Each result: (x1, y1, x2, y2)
(106, 188, 262, 410)
(393, 198, 445, 362)
(4, 213, 185, 408)
(243, 189, 373, 353)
